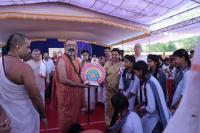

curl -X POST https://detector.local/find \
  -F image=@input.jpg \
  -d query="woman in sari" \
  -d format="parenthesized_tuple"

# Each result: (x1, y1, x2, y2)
(104, 48, 124, 127)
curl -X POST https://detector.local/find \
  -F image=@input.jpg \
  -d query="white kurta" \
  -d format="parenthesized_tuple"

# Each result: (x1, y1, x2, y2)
(43, 59, 54, 83)
(27, 60, 46, 104)
(142, 76, 171, 133)
(135, 55, 147, 63)
(0, 58, 40, 133)
(119, 74, 140, 111)
(121, 112, 143, 133)
(43, 59, 54, 74)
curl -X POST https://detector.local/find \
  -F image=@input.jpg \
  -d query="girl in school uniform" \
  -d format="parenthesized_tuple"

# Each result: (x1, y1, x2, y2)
(147, 54, 168, 101)
(107, 93, 143, 133)
(133, 61, 171, 133)
(170, 49, 191, 112)
(119, 55, 140, 111)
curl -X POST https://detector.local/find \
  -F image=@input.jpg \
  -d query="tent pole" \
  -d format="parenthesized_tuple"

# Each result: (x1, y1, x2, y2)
(148, 36, 151, 54)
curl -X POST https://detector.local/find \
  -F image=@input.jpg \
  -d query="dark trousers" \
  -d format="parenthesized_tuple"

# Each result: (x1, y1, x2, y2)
(45, 75, 53, 102)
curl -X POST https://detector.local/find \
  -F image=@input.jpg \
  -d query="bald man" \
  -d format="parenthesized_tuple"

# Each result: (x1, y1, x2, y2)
(52, 40, 86, 133)
(0, 33, 47, 133)
(134, 43, 147, 62)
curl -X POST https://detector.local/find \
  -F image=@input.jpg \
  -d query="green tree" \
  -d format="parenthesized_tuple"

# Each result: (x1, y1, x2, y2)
(150, 42, 164, 52)
(177, 36, 200, 50)
(165, 41, 177, 52)
(142, 36, 200, 53)
(149, 42, 176, 52)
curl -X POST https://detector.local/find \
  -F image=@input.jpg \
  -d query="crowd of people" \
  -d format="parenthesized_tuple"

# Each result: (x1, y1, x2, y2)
(0, 33, 196, 133)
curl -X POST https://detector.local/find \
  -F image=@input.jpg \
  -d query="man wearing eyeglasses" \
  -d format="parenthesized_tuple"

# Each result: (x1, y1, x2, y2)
(133, 43, 147, 63)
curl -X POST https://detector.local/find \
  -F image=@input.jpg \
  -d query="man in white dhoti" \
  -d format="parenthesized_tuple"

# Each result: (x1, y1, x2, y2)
(164, 42, 200, 133)
(0, 33, 47, 133)
(134, 61, 171, 133)
(27, 49, 47, 105)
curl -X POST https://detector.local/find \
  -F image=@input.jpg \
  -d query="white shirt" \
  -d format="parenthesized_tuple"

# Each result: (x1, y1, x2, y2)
(121, 112, 143, 133)
(162, 65, 176, 79)
(27, 60, 46, 92)
(119, 74, 140, 110)
(145, 76, 170, 117)
(171, 70, 190, 107)
(162, 64, 169, 70)
(162, 64, 169, 77)
(142, 76, 171, 133)
(163, 42, 200, 133)
(43, 58, 54, 75)
(91, 57, 99, 65)
(135, 55, 147, 63)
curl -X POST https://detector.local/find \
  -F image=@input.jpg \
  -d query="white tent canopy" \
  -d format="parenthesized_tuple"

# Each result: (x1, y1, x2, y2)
(0, 0, 200, 46)
(116, 16, 200, 48)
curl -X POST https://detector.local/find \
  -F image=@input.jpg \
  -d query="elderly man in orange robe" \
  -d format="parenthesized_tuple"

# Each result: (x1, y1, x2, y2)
(52, 40, 85, 133)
